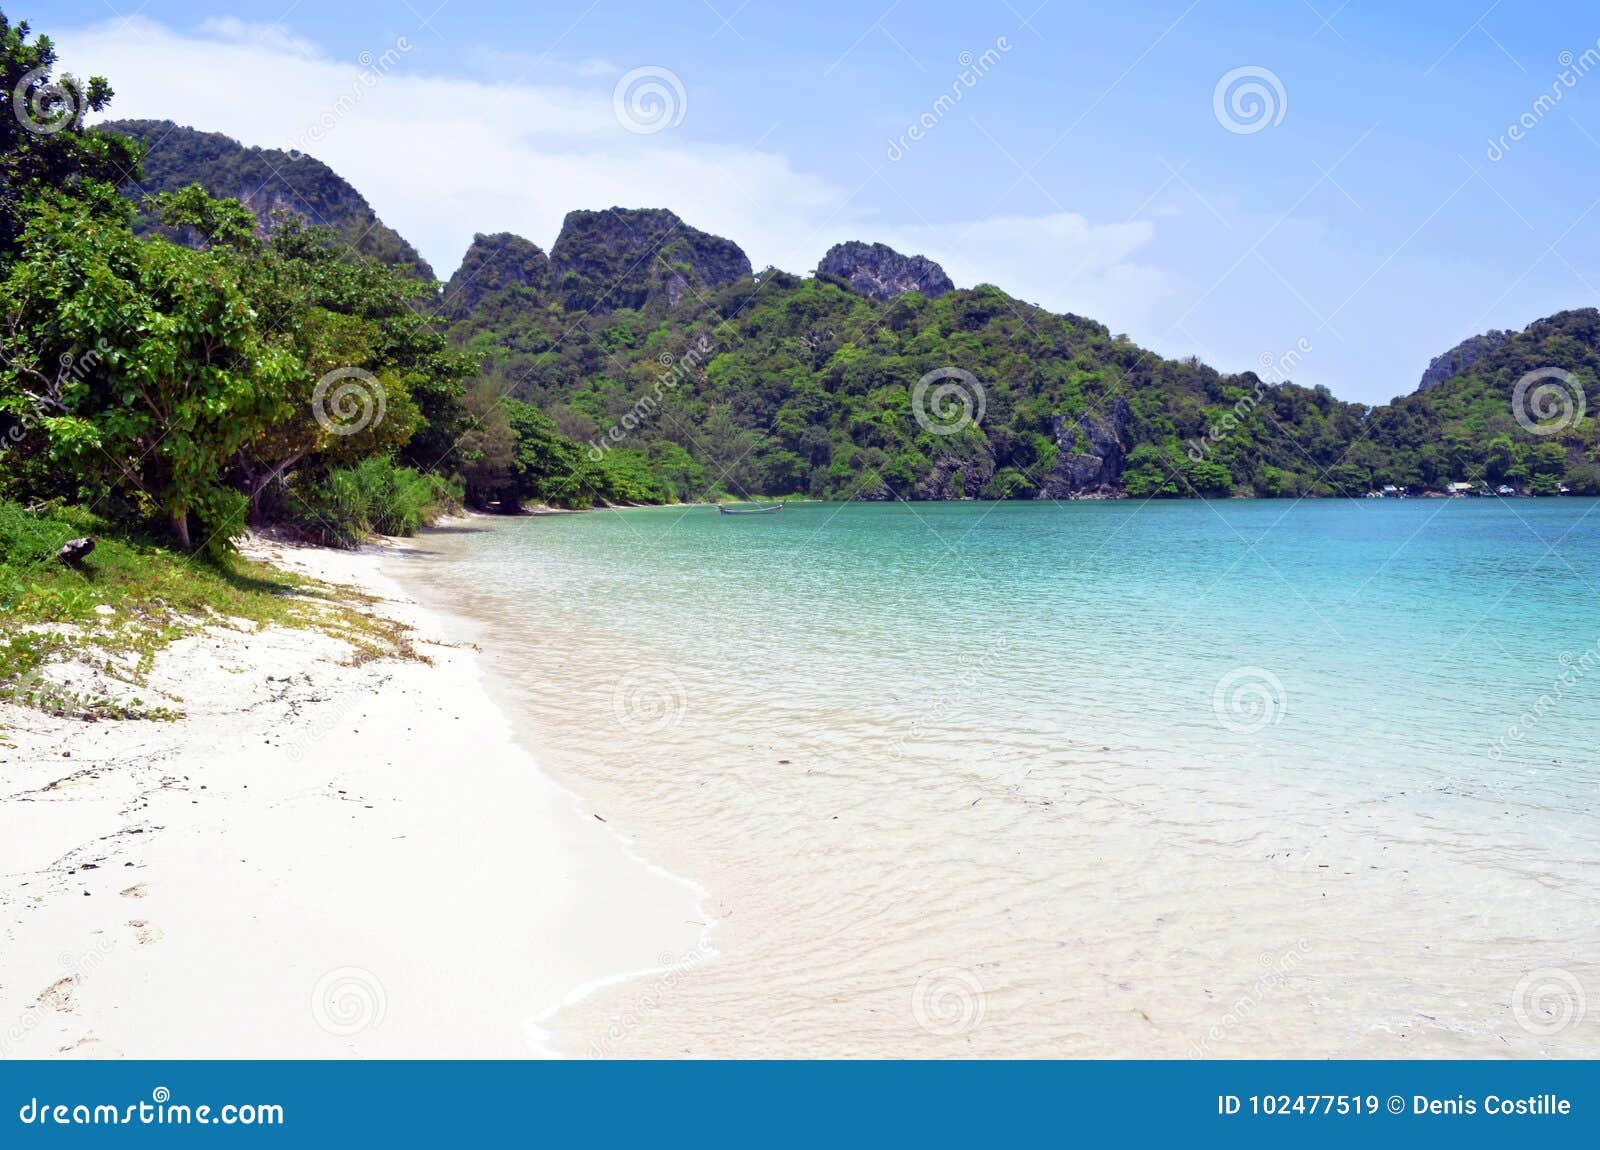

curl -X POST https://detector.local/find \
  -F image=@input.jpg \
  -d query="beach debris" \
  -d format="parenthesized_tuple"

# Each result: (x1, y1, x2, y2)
(57, 536, 96, 567)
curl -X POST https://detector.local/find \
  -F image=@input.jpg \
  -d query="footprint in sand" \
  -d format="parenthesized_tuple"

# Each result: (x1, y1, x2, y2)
(126, 919, 162, 946)
(119, 883, 147, 899)
(57, 1034, 112, 1058)
(36, 977, 75, 1012)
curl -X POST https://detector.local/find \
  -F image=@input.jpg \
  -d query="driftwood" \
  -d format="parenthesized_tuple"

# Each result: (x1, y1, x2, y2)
(57, 536, 95, 567)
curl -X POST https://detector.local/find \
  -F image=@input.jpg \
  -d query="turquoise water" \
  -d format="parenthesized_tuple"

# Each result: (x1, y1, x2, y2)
(436, 498, 1597, 824)
(401, 499, 1600, 1056)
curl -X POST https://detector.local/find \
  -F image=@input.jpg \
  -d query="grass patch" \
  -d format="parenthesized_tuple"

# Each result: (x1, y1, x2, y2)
(0, 500, 417, 727)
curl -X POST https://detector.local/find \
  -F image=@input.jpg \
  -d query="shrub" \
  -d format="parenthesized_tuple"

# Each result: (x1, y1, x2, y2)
(286, 457, 461, 548)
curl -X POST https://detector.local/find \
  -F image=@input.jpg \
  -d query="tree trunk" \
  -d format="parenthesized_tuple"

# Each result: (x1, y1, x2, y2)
(247, 481, 267, 528)
(246, 454, 304, 526)
(169, 506, 192, 551)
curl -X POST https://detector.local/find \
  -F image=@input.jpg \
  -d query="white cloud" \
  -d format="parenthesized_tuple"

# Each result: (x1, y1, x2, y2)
(868, 213, 1170, 333)
(60, 14, 1167, 328)
(194, 18, 320, 60)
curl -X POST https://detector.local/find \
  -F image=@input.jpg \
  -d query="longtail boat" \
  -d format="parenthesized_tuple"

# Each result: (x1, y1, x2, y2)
(718, 501, 785, 515)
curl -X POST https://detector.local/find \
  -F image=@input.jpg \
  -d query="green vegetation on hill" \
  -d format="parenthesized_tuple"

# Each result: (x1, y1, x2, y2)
(97, 118, 435, 279)
(447, 244, 1600, 502)
(3, 0, 1598, 587)
(1353, 309, 1600, 495)
(446, 262, 1380, 502)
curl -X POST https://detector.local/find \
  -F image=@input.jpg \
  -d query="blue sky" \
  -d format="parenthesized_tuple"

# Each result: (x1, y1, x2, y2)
(37, 0, 1600, 404)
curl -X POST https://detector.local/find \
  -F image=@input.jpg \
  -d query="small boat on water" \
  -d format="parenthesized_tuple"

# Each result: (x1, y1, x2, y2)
(718, 501, 786, 515)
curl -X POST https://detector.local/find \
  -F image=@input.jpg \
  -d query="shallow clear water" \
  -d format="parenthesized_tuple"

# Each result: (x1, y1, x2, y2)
(396, 499, 1600, 1057)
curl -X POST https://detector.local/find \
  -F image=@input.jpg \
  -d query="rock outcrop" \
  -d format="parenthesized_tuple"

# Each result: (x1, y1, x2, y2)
(1038, 397, 1132, 498)
(548, 207, 751, 314)
(97, 119, 434, 280)
(1417, 329, 1513, 391)
(817, 241, 954, 301)
(915, 446, 998, 500)
(443, 233, 551, 316)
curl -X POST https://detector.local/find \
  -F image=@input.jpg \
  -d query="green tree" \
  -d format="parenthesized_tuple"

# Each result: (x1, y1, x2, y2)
(0, 196, 295, 549)
(0, 13, 140, 253)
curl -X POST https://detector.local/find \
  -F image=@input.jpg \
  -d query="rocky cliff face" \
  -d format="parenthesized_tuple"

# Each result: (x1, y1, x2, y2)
(443, 233, 551, 317)
(98, 119, 434, 280)
(817, 241, 954, 301)
(914, 443, 998, 500)
(548, 207, 752, 314)
(1417, 329, 1513, 391)
(1038, 397, 1132, 498)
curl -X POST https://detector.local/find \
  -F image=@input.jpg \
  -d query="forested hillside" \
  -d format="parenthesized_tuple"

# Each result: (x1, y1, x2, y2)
(97, 118, 434, 279)
(0, 11, 642, 559)
(3, 2, 1598, 563)
(445, 212, 1600, 502)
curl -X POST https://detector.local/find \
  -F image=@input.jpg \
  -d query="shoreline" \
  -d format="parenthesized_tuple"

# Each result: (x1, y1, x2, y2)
(0, 530, 703, 1058)
(5, 508, 1595, 1059)
(373, 522, 725, 1058)
(390, 506, 1600, 1059)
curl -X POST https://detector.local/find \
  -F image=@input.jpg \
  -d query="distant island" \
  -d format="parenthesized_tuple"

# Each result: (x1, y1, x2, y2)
(95, 118, 1600, 519)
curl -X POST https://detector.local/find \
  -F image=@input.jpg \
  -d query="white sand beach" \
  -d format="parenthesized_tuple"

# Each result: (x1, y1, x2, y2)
(0, 533, 705, 1059)
(5, 518, 1596, 1061)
